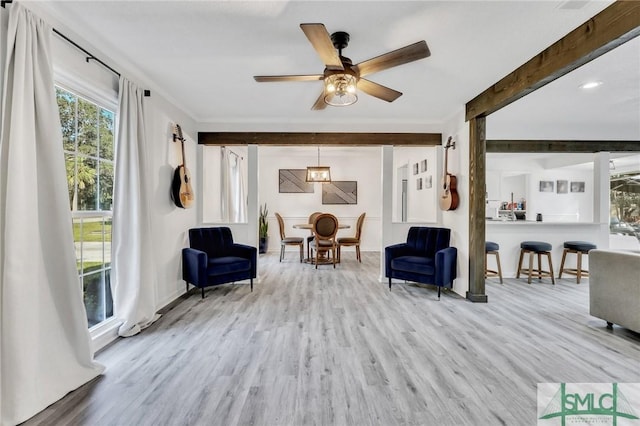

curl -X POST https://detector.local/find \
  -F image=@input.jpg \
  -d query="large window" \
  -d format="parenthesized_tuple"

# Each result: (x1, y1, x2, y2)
(610, 170, 640, 243)
(56, 86, 115, 328)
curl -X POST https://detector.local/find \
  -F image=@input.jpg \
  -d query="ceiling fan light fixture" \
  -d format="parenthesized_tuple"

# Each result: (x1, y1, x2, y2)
(324, 73, 358, 106)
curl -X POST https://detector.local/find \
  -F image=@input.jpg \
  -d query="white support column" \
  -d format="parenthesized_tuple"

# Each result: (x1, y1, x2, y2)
(247, 145, 259, 249)
(593, 151, 610, 225)
(594, 151, 611, 249)
(380, 145, 393, 282)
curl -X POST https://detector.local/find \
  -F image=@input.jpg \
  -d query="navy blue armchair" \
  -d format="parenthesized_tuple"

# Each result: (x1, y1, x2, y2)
(182, 227, 257, 298)
(385, 227, 457, 299)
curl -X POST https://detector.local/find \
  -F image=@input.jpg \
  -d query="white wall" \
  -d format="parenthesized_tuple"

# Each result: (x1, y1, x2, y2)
(393, 146, 438, 223)
(144, 93, 198, 309)
(487, 154, 595, 223)
(441, 108, 470, 297)
(526, 169, 593, 222)
(257, 146, 381, 252)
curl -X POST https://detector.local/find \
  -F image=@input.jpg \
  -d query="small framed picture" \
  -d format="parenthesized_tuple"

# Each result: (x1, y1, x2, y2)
(570, 181, 585, 193)
(413, 163, 419, 175)
(557, 180, 568, 194)
(425, 175, 432, 189)
(420, 159, 427, 173)
(539, 181, 554, 192)
(417, 177, 423, 190)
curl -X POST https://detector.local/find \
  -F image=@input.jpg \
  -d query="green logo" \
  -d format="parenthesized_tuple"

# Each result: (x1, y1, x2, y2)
(539, 383, 639, 425)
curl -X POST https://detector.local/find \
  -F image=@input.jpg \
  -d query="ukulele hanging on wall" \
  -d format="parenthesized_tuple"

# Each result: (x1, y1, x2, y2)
(439, 136, 459, 211)
(171, 124, 194, 209)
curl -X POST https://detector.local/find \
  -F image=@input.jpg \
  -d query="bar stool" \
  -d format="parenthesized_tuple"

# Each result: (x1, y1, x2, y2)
(485, 241, 503, 283)
(558, 241, 597, 283)
(516, 241, 555, 284)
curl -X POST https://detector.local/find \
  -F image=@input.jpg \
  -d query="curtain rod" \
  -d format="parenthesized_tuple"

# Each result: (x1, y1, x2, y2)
(2, 0, 151, 96)
(52, 29, 121, 78)
(222, 146, 243, 160)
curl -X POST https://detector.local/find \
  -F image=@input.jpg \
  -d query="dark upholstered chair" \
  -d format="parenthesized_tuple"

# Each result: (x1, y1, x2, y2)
(182, 227, 257, 298)
(385, 227, 457, 299)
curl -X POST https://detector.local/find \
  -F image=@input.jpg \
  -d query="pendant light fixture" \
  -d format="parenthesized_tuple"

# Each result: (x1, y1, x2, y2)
(306, 146, 331, 182)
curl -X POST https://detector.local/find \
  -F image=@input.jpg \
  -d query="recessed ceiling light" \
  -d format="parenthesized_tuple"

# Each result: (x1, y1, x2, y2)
(580, 81, 603, 89)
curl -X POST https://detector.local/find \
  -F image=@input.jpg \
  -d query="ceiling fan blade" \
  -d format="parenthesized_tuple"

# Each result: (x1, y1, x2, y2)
(311, 90, 327, 110)
(300, 23, 344, 71)
(354, 40, 430, 77)
(254, 75, 324, 82)
(358, 78, 402, 102)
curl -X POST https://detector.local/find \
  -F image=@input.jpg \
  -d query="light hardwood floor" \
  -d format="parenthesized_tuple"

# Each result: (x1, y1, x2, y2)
(23, 252, 639, 426)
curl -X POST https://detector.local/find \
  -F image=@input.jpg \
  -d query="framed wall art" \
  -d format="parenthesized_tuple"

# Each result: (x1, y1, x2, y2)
(425, 175, 432, 189)
(279, 169, 314, 193)
(570, 181, 585, 193)
(420, 159, 427, 173)
(557, 180, 568, 194)
(539, 181, 554, 192)
(322, 181, 357, 204)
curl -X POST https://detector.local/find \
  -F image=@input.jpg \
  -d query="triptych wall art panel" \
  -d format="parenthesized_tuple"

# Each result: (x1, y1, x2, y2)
(279, 169, 314, 193)
(322, 181, 358, 205)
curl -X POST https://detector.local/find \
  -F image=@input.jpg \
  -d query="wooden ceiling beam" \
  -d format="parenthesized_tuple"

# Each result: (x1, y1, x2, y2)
(198, 132, 442, 146)
(487, 139, 640, 153)
(466, 1, 640, 121)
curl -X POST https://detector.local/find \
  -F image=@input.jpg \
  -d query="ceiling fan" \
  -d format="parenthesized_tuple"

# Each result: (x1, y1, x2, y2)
(253, 23, 431, 110)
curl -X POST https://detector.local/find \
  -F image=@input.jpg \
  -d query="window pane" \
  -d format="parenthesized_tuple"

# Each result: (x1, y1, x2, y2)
(56, 88, 77, 153)
(99, 161, 114, 211)
(104, 218, 112, 264)
(77, 98, 98, 157)
(65, 154, 76, 210)
(610, 170, 640, 246)
(99, 109, 115, 161)
(74, 217, 105, 275)
(105, 269, 113, 319)
(72, 218, 83, 274)
(77, 157, 97, 210)
(83, 271, 106, 327)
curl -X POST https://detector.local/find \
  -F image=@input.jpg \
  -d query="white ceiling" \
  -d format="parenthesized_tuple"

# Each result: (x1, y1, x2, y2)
(28, 0, 639, 138)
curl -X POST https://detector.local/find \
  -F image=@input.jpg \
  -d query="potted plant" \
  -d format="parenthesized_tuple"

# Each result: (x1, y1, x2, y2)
(259, 203, 269, 254)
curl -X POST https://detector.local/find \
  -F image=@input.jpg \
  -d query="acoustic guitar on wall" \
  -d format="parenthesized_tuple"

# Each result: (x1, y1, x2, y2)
(439, 136, 459, 211)
(171, 124, 194, 209)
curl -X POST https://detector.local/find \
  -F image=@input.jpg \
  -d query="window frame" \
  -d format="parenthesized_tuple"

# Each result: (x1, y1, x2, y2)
(55, 81, 117, 331)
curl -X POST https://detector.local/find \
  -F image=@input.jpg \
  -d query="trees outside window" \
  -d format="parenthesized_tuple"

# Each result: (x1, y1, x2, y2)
(610, 171, 640, 242)
(57, 86, 114, 327)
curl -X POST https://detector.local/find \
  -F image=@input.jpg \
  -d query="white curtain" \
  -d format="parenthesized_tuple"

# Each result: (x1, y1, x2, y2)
(221, 147, 247, 223)
(111, 76, 160, 337)
(0, 4, 104, 425)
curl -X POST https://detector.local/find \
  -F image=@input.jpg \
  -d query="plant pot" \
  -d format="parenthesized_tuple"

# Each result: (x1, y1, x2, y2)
(259, 237, 269, 254)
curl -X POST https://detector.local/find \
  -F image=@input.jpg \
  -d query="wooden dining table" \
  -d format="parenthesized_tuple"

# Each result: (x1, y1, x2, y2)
(292, 223, 350, 230)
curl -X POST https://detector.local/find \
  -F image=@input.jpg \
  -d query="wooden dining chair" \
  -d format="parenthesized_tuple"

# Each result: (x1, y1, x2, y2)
(275, 213, 304, 262)
(309, 213, 338, 268)
(306, 211, 322, 259)
(337, 212, 366, 262)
